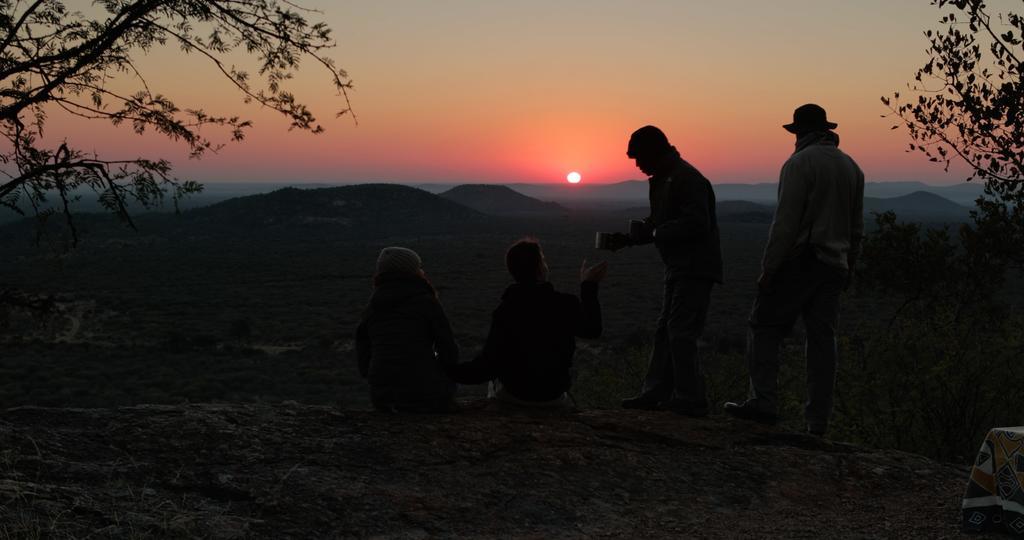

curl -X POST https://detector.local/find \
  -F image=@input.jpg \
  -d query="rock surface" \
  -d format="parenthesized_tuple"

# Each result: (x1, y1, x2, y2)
(0, 403, 976, 538)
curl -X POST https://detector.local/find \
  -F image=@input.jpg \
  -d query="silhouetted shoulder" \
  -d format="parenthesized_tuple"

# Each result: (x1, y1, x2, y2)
(791, 143, 842, 162)
(674, 159, 710, 182)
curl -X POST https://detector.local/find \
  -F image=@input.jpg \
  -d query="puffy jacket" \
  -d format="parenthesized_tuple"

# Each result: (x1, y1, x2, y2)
(449, 281, 601, 402)
(355, 272, 458, 411)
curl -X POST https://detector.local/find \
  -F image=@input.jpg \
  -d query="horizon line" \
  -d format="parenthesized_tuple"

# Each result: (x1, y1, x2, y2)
(192, 179, 979, 187)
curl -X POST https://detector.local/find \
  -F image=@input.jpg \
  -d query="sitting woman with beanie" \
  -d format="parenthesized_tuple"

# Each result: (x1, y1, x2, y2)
(355, 247, 459, 413)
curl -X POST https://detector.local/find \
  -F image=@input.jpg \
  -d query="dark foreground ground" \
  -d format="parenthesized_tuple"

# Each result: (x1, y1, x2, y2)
(0, 403, 979, 539)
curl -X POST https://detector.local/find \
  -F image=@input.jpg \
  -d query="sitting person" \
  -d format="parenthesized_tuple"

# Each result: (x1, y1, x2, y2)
(356, 247, 459, 413)
(448, 239, 607, 407)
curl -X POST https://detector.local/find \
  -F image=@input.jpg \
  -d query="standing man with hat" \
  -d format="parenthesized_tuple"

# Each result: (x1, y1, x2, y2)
(724, 104, 864, 436)
(615, 125, 723, 417)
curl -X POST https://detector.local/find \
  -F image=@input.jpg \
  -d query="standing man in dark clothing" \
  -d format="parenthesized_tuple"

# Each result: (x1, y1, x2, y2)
(724, 104, 864, 436)
(616, 125, 724, 417)
(449, 239, 607, 407)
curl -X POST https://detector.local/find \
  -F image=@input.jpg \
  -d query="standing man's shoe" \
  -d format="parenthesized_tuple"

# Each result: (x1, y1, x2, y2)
(723, 400, 778, 425)
(621, 394, 665, 410)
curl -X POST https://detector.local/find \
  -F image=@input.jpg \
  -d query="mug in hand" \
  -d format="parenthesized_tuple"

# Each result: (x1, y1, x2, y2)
(629, 219, 645, 241)
(595, 232, 614, 250)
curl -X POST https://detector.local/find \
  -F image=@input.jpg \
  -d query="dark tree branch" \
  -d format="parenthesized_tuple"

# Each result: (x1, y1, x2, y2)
(0, 0, 47, 54)
(0, 0, 354, 244)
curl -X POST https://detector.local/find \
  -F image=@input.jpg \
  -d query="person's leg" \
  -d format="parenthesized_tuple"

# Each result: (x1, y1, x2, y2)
(665, 277, 713, 408)
(743, 263, 808, 415)
(627, 271, 676, 405)
(802, 263, 844, 434)
(639, 323, 673, 399)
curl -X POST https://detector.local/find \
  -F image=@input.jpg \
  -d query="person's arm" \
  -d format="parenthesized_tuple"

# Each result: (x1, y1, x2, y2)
(630, 218, 656, 246)
(575, 260, 607, 338)
(428, 298, 459, 371)
(574, 281, 602, 339)
(846, 165, 866, 289)
(652, 174, 712, 243)
(618, 194, 656, 248)
(760, 160, 808, 278)
(355, 317, 371, 378)
(447, 308, 502, 384)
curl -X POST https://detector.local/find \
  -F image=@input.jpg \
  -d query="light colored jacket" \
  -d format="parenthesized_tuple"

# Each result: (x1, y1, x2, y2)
(761, 135, 865, 275)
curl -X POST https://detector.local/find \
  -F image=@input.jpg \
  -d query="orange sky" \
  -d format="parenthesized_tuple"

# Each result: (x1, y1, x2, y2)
(46, 0, 989, 185)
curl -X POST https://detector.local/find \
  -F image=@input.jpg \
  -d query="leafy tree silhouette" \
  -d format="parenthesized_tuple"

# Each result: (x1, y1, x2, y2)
(0, 0, 354, 243)
(883, 0, 1023, 268)
(841, 0, 1024, 461)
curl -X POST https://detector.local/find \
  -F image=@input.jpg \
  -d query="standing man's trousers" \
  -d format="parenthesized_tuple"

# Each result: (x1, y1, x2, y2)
(640, 267, 714, 406)
(747, 251, 845, 432)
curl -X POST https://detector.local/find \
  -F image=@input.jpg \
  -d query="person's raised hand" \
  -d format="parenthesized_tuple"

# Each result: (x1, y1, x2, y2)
(580, 259, 609, 283)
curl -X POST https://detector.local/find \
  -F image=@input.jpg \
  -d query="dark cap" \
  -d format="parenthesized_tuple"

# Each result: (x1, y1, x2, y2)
(783, 104, 838, 134)
(627, 125, 671, 158)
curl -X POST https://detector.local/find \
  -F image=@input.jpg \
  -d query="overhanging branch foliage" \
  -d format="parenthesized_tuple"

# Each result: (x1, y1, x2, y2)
(0, 0, 354, 244)
(883, 0, 1024, 267)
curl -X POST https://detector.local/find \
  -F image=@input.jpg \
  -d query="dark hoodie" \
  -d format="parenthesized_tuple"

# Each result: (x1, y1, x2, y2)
(355, 272, 458, 412)
(449, 281, 601, 402)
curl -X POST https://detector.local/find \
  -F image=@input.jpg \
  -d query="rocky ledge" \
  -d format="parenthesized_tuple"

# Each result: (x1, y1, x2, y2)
(0, 403, 972, 538)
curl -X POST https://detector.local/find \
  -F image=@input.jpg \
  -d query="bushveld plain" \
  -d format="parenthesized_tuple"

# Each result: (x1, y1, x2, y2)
(0, 183, 1002, 421)
(2, 183, 1020, 538)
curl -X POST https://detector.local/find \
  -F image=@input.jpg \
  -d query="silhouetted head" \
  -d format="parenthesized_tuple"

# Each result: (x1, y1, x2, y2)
(373, 246, 425, 287)
(506, 238, 548, 284)
(627, 125, 673, 176)
(783, 104, 838, 136)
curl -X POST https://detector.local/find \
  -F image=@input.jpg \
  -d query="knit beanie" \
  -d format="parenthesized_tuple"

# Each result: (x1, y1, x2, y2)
(376, 246, 422, 275)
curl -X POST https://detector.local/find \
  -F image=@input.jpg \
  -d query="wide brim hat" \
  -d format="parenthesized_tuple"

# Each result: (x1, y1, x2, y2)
(783, 103, 838, 134)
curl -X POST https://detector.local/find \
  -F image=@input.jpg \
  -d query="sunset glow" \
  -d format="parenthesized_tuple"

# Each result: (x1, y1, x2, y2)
(38, 1, 977, 186)
(567, 171, 582, 184)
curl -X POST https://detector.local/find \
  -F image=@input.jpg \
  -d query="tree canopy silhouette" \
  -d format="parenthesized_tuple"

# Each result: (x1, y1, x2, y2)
(883, 0, 1023, 267)
(0, 0, 353, 242)
(848, 0, 1024, 462)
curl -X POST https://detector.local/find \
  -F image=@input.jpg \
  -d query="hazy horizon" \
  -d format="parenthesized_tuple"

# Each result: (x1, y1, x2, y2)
(192, 177, 982, 187)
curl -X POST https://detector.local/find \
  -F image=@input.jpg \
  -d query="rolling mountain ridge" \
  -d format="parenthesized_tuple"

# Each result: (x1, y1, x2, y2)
(439, 184, 566, 215)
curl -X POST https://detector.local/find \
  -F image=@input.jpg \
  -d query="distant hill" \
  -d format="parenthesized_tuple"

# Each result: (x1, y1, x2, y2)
(861, 181, 985, 205)
(0, 185, 973, 246)
(0, 182, 343, 225)
(613, 200, 774, 224)
(509, 180, 648, 205)
(864, 191, 969, 222)
(714, 191, 969, 223)
(716, 200, 774, 223)
(716, 182, 986, 206)
(439, 184, 566, 216)
(509, 180, 776, 206)
(0, 184, 491, 244)
(179, 184, 486, 239)
(1, 180, 984, 225)
(613, 192, 965, 225)
(497, 180, 988, 210)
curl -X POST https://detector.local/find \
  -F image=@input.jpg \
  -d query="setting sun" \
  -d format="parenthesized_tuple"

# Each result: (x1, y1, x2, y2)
(566, 171, 582, 184)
